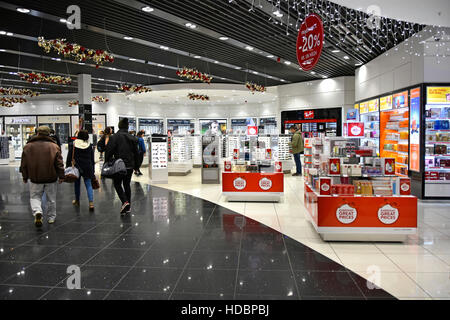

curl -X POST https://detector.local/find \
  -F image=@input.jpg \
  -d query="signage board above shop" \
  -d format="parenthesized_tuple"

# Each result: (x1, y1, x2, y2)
(380, 95, 393, 111)
(393, 91, 409, 109)
(427, 87, 450, 104)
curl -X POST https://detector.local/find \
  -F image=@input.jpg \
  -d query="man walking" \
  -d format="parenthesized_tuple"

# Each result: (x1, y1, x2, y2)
(105, 118, 139, 215)
(20, 126, 65, 227)
(289, 125, 304, 177)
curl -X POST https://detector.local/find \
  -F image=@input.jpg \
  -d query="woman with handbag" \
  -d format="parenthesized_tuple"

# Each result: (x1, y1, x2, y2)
(66, 130, 96, 211)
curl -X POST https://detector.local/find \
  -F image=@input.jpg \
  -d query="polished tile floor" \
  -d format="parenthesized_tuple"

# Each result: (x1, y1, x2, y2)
(0, 166, 394, 300)
(131, 166, 450, 300)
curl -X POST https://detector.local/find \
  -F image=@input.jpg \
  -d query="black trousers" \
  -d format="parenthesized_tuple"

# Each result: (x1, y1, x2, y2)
(137, 153, 144, 171)
(113, 169, 133, 204)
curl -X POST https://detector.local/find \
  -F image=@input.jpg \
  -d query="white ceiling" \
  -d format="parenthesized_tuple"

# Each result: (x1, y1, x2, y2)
(330, 0, 450, 27)
(126, 84, 278, 105)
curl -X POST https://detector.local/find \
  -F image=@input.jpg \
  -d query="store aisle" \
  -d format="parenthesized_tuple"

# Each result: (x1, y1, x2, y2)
(0, 167, 394, 300)
(131, 167, 450, 300)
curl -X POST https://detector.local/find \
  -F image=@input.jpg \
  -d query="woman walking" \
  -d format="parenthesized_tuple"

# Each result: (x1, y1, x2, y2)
(67, 130, 96, 211)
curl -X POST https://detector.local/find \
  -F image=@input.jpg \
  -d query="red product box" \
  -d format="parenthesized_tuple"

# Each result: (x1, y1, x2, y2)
(429, 172, 439, 180)
(425, 172, 431, 180)
(319, 178, 332, 195)
(399, 178, 411, 195)
(348, 122, 365, 137)
(383, 158, 396, 176)
(233, 149, 239, 160)
(329, 158, 341, 175)
(340, 176, 350, 185)
(275, 161, 283, 173)
(224, 161, 232, 172)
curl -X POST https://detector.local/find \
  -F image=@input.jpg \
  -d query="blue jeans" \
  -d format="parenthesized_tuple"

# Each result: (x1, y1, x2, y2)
(75, 177, 94, 202)
(293, 153, 302, 175)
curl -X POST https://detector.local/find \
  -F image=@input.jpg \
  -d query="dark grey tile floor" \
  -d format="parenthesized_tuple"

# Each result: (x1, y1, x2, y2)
(0, 167, 395, 300)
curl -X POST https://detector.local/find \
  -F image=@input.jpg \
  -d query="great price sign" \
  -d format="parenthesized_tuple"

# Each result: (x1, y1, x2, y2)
(296, 14, 324, 71)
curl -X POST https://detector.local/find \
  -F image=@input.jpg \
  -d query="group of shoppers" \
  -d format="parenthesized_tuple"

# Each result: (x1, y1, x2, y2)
(20, 118, 141, 227)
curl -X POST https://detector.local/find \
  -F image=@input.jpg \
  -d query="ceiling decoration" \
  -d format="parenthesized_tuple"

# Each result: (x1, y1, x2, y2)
(0, 0, 429, 94)
(176, 67, 213, 84)
(188, 93, 210, 101)
(246, 82, 267, 94)
(118, 84, 152, 94)
(37, 37, 115, 68)
(0, 87, 40, 97)
(0, 96, 27, 107)
(18, 72, 72, 85)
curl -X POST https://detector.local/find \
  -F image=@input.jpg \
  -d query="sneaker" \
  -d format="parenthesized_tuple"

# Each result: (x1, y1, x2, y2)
(34, 212, 43, 228)
(48, 218, 56, 224)
(72, 200, 80, 206)
(120, 202, 130, 215)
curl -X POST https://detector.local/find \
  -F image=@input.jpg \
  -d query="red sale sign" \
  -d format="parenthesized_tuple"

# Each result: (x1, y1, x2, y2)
(347, 123, 364, 137)
(296, 14, 324, 71)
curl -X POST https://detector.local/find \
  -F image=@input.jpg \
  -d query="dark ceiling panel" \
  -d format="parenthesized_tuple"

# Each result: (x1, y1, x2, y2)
(0, 0, 425, 94)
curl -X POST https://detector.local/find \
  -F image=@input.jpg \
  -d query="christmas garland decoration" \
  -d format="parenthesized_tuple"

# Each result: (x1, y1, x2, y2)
(1, 97, 27, 108)
(68, 100, 79, 108)
(246, 82, 266, 94)
(118, 85, 152, 94)
(68, 96, 110, 107)
(0, 87, 40, 97)
(92, 96, 109, 103)
(38, 37, 114, 68)
(176, 67, 213, 84)
(18, 72, 72, 85)
(188, 93, 210, 101)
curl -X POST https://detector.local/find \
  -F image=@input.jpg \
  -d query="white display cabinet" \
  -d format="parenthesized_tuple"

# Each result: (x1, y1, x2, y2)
(168, 135, 193, 176)
(149, 135, 168, 184)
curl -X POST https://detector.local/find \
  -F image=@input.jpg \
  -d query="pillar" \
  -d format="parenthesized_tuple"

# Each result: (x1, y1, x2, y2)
(78, 74, 92, 133)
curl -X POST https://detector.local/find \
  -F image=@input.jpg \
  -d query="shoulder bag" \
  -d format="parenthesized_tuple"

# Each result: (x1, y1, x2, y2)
(64, 143, 80, 183)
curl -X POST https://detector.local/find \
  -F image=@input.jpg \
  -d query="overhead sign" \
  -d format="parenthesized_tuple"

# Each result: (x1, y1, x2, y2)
(393, 91, 409, 109)
(296, 14, 324, 71)
(359, 101, 369, 114)
(380, 95, 393, 111)
(427, 87, 450, 103)
(368, 99, 379, 113)
(304, 110, 315, 119)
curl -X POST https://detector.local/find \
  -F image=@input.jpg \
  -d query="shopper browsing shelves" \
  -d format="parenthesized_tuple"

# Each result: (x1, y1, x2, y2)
(290, 125, 304, 176)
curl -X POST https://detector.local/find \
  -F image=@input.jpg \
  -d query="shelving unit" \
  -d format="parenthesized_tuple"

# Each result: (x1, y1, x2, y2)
(168, 135, 193, 176)
(424, 102, 450, 197)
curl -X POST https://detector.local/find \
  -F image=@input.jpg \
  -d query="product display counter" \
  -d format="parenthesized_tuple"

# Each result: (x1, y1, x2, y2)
(304, 136, 418, 242)
(223, 172, 284, 202)
(222, 160, 284, 202)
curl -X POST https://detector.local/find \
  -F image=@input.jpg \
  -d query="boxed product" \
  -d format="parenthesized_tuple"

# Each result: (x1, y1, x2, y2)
(435, 145, 448, 155)
(371, 179, 393, 196)
(331, 184, 355, 196)
(342, 164, 362, 176)
(354, 181, 374, 196)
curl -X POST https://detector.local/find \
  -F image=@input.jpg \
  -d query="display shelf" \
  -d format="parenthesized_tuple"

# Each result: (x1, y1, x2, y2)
(425, 180, 450, 184)
(304, 182, 417, 242)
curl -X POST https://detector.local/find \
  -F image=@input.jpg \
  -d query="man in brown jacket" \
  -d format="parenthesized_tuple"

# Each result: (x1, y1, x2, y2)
(20, 126, 65, 227)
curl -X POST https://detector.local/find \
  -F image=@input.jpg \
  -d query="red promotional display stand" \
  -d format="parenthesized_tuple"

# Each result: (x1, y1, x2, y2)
(222, 172, 284, 202)
(304, 183, 417, 241)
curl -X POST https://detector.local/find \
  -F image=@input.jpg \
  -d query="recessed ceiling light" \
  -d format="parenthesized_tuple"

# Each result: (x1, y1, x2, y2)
(98, 78, 104, 81)
(267, 55, 274, 58)
(245, 46, 254, 51)
(214, 61, 219, 64)
(141, 6, 154, 12)
(331, 49, 340, 53)
(157, 64, 164, 67)
(311, 71, 316, 75)
(219, 36, 229, 41)
(78, 62, 85, 65)
(355, 63, 363, 66)
(0, 49, 6, 52)
(185, 23, 197, 29)
(6, 32, 13, 36)
(194, 55, 201, 59)
(284, 61, 291, 65)
(129, 58, 136, 61)
(123, 36, 133, 40)
(322, 75, 328, 79)
(273, 10, 283, 18)
(17, 8, 30, 13)
(343, 56, 350, 60)
(0, 31, 6, 35)
(159, 76, 165, 79)
(234, 66, 241, 70)
(109, 67, 117, 70)
(160, 46, 169, 50)
(252, 71, 259, 74)
(59, 18, 67, 23)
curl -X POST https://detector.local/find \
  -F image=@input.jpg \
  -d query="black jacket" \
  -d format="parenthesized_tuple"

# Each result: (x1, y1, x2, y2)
(66, 139, 95, 179)
(105, 129, 139, 170)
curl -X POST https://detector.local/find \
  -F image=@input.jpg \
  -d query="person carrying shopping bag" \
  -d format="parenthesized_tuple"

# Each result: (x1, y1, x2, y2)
(66, 130, 96, 211)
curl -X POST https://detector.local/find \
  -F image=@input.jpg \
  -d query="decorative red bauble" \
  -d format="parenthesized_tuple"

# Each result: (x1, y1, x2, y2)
(296, 13, 324, 71)
(277, 57, 281, 63)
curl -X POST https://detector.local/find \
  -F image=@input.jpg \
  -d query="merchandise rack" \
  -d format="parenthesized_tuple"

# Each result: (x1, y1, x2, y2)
(304, 136, 417, 242)
(168, 135, 193, 176)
